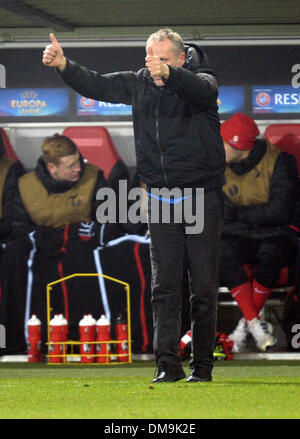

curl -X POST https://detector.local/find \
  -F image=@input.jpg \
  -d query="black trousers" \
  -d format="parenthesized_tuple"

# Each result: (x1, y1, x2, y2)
(219, 235, 297, 289)
(148, 188, 224, 371)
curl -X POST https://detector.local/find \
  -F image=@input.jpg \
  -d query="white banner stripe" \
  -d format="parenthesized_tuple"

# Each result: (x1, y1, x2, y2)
(24, 231, 37, 344)
(93, 247, 111, 322)
(105, 234, 150, 248)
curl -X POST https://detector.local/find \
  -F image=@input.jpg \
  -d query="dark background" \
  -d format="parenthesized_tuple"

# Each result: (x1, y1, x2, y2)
(0, 45, 299, 122)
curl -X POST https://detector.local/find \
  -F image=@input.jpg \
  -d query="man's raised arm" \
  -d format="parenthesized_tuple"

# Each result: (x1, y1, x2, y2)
(43, 33, 67, 72)
(42, 34, 135, 105)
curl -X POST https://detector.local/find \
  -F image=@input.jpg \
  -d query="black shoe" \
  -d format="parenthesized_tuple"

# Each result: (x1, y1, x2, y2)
(152, 363, 186, 383)
(186, 368, 212, 383)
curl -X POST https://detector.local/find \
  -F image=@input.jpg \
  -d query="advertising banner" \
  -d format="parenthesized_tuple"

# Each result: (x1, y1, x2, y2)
(77, 95, 132, 116)
(218, 86, 245, 114)
(252, 86, 300, 113)
(0, 88, 69, 116)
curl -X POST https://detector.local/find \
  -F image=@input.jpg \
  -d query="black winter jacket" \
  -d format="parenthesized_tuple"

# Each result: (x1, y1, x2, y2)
(58, 44, 225, 190)
(223, 139, 299, 240)
(0, 139, 25, 242)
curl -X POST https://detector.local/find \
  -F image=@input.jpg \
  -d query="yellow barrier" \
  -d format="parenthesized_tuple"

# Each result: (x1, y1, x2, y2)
(46, 273, 131, 365)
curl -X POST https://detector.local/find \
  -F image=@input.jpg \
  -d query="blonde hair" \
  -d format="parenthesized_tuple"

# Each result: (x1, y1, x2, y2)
(146, 28, 184, 57)
(42, 134, 78, 165)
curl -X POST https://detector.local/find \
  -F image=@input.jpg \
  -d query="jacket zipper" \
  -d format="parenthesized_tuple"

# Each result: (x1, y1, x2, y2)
(155, 92, 169, 186)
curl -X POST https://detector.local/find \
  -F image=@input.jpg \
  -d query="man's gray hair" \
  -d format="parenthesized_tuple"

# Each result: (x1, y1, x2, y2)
(146, 28, 185, 57)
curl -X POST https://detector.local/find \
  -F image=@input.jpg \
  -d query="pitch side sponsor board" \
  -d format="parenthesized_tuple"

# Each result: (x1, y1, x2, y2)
(77, 95, 132, 116)
(252, 85, 300, 114)
(0, 88, 69, 116)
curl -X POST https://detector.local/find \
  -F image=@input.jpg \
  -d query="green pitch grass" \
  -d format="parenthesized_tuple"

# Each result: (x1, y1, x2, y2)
(0, 360, 300, 419)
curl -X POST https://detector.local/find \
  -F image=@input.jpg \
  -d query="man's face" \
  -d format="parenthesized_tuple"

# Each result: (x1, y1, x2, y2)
(224, 141, 250, 164)
(146, 39, 185, 86)
(47, 153, 81, 182)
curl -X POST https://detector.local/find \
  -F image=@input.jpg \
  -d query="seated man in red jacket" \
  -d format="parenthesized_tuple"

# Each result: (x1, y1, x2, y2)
(219, 113, 299, 352)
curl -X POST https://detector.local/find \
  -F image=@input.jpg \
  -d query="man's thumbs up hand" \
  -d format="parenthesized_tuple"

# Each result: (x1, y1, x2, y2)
(49, 33, 59, 46)
(145, 45, 169, 85)
(147, 46, 154, 57)
(42, 33, 66, 71)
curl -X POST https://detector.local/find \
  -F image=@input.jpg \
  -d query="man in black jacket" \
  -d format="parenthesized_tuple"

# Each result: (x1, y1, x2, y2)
(43, 29, 225, 383)
(219, 113, 299, 352)
(0, 137, 24, 246)
(0, 133, 25, 304)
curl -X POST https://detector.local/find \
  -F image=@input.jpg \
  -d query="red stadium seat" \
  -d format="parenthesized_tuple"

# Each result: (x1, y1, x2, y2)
(62, 126, 129, 188)
(63, 126, 121, 178)
(0, 128, 19, 161)
(263, 124, 300, 174)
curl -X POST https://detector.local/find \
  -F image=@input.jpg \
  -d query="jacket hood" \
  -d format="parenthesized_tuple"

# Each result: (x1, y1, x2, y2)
(183, 43, 217, 79)
(229, 139, 267, 175)
(140, 42, 217, 84)
(35, 155, 86, 193)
